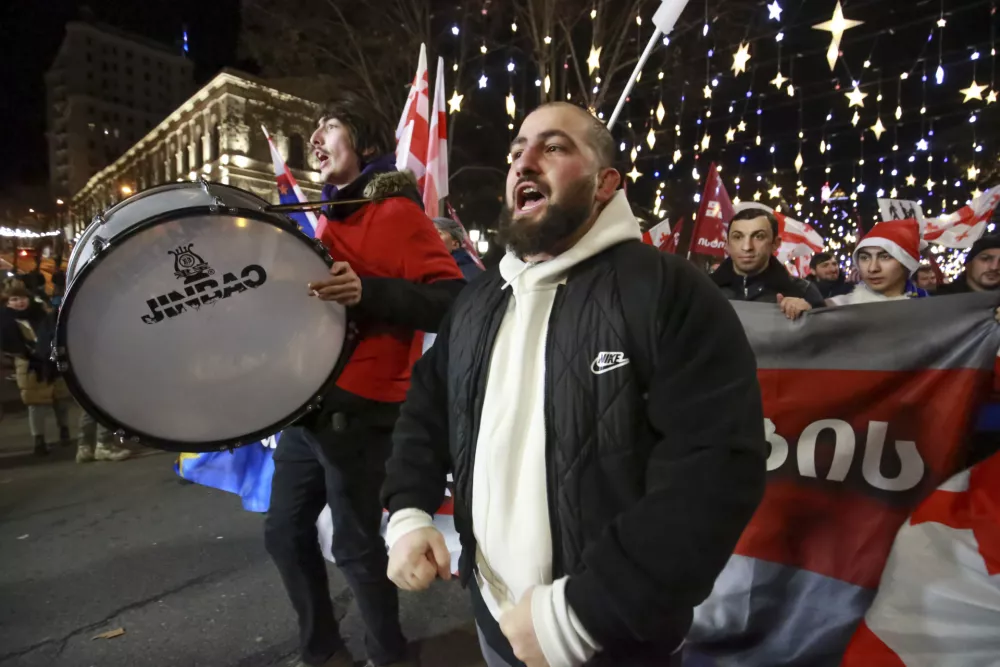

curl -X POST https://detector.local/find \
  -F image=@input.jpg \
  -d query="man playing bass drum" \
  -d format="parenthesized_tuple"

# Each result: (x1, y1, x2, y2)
(263, 91, 465, 667)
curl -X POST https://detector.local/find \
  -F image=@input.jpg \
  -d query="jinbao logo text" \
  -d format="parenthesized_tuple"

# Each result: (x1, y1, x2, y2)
(141, 244, 267, 324)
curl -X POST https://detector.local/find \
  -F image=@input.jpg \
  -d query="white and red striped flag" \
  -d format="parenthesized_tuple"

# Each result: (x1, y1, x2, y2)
(395, 44, 430, 190)
(922, 184, 1000, 248)
(424, 56, 449, 218)
(641, 219, 673, 251)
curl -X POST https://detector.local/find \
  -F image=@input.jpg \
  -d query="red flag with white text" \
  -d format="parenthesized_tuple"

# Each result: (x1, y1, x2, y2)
(688, 163, 733, 257)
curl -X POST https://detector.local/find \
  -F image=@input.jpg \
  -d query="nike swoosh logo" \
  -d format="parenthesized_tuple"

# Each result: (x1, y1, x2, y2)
(591, 359, 630, 374)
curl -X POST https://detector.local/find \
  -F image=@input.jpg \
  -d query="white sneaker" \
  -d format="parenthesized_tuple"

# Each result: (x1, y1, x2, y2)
(95, 443, 131, 462)
(76, 445, 95, 463)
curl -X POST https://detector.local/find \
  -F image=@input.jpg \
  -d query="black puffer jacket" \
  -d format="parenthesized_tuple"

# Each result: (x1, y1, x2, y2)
(712, 257, 826, 307)
(382, 241, 766, 665)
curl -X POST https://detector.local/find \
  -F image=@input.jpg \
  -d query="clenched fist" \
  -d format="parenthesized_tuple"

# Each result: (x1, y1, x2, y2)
(387, 527, 451, 591)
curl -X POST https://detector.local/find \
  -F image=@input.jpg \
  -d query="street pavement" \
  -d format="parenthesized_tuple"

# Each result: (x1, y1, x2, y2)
(0, 405, 485, 667)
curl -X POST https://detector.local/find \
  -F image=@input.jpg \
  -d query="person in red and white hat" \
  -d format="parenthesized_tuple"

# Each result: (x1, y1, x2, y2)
(829, 219, 930, 306)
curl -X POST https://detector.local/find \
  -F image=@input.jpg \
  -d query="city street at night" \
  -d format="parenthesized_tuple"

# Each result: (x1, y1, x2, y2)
(0, 408, 483, 667)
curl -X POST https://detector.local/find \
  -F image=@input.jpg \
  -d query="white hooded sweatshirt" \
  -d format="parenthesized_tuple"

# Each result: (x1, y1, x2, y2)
(387, 190, 642, 666)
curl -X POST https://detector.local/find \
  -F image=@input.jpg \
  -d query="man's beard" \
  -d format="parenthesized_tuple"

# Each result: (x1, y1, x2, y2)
(498, 178, 595, 258)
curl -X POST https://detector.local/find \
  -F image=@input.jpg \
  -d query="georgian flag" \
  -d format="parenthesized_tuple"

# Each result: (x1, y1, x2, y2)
(642, 219, 673, 251)
(424, 57, 449, 218)
(922, 185, 1000, 249)
(395, 44, 430, 190)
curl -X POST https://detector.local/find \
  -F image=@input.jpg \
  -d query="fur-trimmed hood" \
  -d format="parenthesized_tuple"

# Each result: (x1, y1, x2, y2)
(321, 155, 422, 221)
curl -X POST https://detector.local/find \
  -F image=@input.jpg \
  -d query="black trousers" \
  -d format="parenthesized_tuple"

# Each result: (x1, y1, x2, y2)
(264, 396, 405, 666)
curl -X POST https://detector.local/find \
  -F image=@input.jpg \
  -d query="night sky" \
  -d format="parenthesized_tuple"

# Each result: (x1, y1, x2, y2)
(0, 0, 243, 190)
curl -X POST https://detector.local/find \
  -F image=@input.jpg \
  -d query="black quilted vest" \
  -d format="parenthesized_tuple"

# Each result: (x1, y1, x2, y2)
(446, 241, 659, 584)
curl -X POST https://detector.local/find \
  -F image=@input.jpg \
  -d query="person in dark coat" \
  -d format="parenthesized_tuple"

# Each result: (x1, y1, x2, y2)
(711, 208, 825, 319)
(433, 217, 483, 281)
(806, 251, 854, 298)
(935, 235, 1000, 295)
(381, 102, 765, 667)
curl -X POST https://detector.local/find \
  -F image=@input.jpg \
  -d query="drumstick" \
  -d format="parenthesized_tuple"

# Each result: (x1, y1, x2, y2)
(606, 0, 689, 130)
(269, 197, 372, 213)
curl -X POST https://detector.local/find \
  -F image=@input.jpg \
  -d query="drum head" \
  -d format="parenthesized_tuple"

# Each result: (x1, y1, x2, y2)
(59, 209, 346, 452)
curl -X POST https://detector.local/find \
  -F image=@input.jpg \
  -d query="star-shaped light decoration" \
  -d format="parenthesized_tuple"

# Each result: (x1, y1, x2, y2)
(700, 133, 712, 151)
(870, 117, 886, 140)
(968, 164, 981, 180)
(630, 147, 638, 163)
(732, 43, 752, 75)
(656, 101, 666, 123)
(890, 187, 899, 198)
(646, 128, 657, 150)
(796, 184, 807, 196)
(673, 149, 682, 163)
(737, 120, 747, 132)
(626, 165, 643, 182)
(986, 90, 999, 104)
(726, 127, 736, 143)
(753, 190, 762, 201)
(925, 178, 936, 191)
(768, 184, 782, 199)
(916, 138, 929, 151)
(973, 187, 984, 198)
(937, 16, 947, 28)
(767, 0, 783, 21)
(478, 74, 489, 89)
(960, 80, 987, 102)
(506, 94, 516, 118)
(587, 46, 602, 74)
(703, 84, 713, 99)
(851, 110, 860, 127)
(845, 86, 868, 107)
(787, 84, 795, 97)
(812, 1, 864, 71)
(906, 174, 917, 186)
(448, 91, 464, 114)
(795, 150, 804, 173)
(771, 71, 788, 89)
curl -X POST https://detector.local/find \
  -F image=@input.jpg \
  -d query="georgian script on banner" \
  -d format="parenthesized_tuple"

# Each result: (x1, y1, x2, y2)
(685, 294, 1000, 667)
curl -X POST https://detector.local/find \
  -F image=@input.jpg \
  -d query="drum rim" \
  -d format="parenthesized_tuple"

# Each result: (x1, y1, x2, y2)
(55, 205, 351, 453)
(67, 181, 272, 285)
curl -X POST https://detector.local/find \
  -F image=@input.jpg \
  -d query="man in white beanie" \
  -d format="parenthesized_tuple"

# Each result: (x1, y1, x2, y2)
(829, 219, 930, 305)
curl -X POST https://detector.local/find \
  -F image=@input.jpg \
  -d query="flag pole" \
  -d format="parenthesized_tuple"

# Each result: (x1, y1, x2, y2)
(607, 0, 688, 130)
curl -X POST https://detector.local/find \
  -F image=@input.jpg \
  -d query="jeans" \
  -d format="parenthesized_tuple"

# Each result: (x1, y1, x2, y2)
(264, 410, 405, 666)
(28, 400, 71, 438)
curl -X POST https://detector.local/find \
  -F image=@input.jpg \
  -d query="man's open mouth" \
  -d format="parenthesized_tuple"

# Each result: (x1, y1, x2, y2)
(515, 182, 548, 214)
(315, 151, 330, 167)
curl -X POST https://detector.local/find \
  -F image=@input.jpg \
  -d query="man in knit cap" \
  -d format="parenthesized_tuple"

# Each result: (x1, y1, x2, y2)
(935, 235, 1000, 295)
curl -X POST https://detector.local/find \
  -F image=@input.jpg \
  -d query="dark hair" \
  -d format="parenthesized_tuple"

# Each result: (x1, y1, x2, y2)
(535, 102, 616, 170)
(809, 251, 833, 270)
(729, 208, 779, 239)
(915, 265, 935, 276)
(317, 91, 394, 161)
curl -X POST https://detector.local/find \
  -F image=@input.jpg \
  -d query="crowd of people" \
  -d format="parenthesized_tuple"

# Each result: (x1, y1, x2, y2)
(710, 209, 1000, 315)
(1, 269, 130, 461)
(5, 82, 998, 667)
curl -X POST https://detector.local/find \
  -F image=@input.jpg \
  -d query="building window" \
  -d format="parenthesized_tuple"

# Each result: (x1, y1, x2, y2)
(288, 134, 305, 169)
(210, 126, 221, 160)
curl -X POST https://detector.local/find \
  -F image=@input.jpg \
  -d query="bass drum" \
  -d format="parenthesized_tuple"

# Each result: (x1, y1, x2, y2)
(57, 181, 350, 453)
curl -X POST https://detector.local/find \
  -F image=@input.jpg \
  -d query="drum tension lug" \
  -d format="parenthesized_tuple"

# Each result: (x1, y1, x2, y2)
(92, 236, 108, 254)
